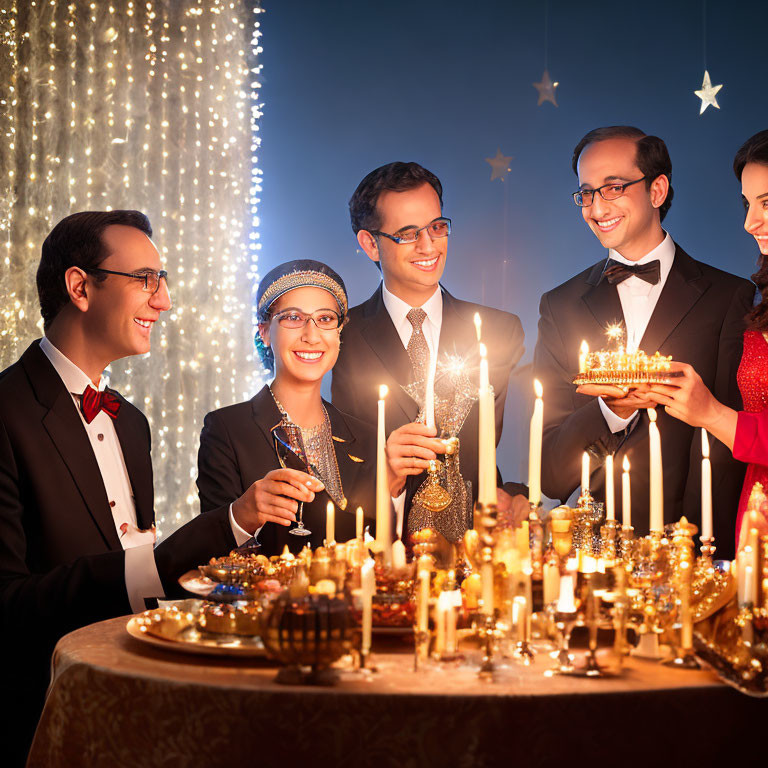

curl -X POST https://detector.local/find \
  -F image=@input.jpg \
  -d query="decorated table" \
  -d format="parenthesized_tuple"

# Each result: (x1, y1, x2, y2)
(28, 614, 764, 768)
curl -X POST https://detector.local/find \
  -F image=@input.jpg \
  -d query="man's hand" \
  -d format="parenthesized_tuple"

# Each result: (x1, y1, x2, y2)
(576, 382, 655, 419)
(231, 468, 324, 533)
(386, 422, 446, 496)
(496, 488, 530, 527)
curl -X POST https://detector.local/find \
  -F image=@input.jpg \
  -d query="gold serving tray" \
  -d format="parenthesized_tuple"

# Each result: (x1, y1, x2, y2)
(126, 601, 266, 658)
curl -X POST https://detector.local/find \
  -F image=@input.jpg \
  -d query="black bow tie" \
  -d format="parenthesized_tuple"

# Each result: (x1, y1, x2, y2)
(602, 258, 661, 286)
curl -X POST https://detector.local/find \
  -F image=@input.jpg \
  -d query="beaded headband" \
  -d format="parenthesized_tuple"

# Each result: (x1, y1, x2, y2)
(257, 269, 348, 317)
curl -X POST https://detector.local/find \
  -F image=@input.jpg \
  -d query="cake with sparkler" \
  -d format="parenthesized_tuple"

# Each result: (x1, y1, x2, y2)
(572, 324, 679, 387)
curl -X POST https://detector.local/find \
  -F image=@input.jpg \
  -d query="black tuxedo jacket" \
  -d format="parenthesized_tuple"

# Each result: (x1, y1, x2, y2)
(533, 245, 754, 556)
(0, 341, 236, 764)
(197, 385, 377, 555)
(331, 285, 526, 528)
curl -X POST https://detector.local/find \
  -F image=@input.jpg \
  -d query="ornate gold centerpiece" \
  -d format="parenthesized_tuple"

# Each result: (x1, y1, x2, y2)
(572, 324, 677, 387)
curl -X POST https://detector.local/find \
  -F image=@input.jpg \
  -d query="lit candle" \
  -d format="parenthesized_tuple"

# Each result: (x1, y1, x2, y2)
(435, 591, 448, 655)
(622, 456, 631, 528)
(356, 506, 364, 540)
(579, 340, 589, 374)
(581, 451, 590, 495)
(474, 311, 482, 343)
(513, 596, 527, 642)
(392, 538, 407, 571)
(361, 557, 375, 656)
(375, 384, 392, 565)
(477, 343, 497, 507)
(556, 572, 576, 613)
(528, 379, 544, 507)
(417, 569, 430, 632)
(446, 573, 459, 654)
(737, 549, 747, 604)
(744, 564, 755, 606)
(543, 561, 560, 604)
(325, 501, 335, 546)
(701, 429, 712, 541)
(648, 409, 664, 533)
(605, 454, 615, 521)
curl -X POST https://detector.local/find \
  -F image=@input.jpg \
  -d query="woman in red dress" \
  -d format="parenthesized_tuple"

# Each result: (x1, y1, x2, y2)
(648, 130, 768, 546)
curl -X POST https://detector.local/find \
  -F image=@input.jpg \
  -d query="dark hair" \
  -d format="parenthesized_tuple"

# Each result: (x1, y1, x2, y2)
(734, 130, 768, 331)
(36, 210, 152, 330)
(349, 161, 443, 235)
(571, 126, 674, 222)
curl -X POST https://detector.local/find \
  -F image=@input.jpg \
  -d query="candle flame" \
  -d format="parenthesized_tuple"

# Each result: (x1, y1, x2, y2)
(533, 378, 543, 398)
(648, 407, 657, 423)
(327, 500, 334, 514)
(479, 342, 487, 358)
(580, 340, 589, 354)
(474, 312, 482, 342)
(701, 427, 710, 458)
(622, 455, 630, 471)
(379, 384, 388, 399)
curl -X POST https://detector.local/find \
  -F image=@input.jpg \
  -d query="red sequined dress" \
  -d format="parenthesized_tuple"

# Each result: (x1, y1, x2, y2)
(734, 330, 768, 540)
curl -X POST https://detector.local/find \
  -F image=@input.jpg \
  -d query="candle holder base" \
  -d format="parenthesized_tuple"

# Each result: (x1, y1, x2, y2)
(662, 651, 701, 670)
(477, 614, 499, 680)
(512, 640, 535, 665)
(632, 632, 665, 660)
(358, 650, 378, 674)
(413, 629, 431, 671)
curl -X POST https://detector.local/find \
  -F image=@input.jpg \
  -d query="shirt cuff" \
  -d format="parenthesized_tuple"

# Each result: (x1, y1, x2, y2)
(598, 397, 638, 434)
(125, 543, 165, 614)
(229, 503, 260, 546)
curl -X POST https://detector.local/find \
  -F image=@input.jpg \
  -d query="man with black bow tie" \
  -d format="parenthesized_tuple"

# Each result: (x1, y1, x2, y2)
(0, 211, 276, 764)
(534, 126, 754, 553)
(332, 162, 528, 542)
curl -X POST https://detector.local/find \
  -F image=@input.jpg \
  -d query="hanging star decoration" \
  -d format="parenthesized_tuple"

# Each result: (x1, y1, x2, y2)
(533, 69, 559, 107)
(694, 70, 723, 114)
(485, 148, 512, 182)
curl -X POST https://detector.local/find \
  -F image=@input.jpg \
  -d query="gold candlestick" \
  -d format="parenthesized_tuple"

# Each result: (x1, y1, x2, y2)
(600, 518, 619, 562)
(619, 525, 634, 565)
(474, 501, 500, 678)
(664, 518, 700, 669)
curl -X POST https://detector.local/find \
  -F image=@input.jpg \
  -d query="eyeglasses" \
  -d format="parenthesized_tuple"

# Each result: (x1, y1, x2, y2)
(271, 309, 344, 330)
(572, 177, 648, 207)
(85, 267, 169, 294)
(368, 217, 451, 245)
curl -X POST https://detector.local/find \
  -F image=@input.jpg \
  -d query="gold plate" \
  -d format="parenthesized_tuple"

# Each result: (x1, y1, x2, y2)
(126, 604, 267, 658)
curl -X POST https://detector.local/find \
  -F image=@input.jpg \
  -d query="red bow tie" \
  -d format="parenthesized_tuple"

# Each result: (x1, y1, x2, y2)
(80, 385, 121, 424)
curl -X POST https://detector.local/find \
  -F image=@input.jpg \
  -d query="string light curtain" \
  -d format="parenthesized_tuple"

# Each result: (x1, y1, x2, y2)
(0, 0, 264, 537)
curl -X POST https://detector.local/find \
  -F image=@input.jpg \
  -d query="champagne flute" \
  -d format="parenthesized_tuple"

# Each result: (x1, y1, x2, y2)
(272, 425, 315, 537)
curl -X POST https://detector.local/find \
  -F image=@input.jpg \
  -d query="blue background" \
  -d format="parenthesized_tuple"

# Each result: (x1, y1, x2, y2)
(257, 0, 767, 489)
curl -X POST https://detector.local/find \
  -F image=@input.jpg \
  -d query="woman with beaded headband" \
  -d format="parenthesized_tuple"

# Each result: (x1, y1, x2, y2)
(647, 130, 768, 547)
(196, 259, 381, 555)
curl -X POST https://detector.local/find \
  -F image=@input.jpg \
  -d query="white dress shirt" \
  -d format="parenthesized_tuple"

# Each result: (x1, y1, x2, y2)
(40, 336, 164, 612)
(381, 283, 444, 537)
(598, 232, 676, 433)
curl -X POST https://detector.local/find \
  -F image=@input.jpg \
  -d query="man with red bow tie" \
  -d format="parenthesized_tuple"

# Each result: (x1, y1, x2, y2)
(0, 211, 277, 764)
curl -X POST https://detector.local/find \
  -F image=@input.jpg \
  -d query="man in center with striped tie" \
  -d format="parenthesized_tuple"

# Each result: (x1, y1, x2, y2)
(332, 161, 528, 544)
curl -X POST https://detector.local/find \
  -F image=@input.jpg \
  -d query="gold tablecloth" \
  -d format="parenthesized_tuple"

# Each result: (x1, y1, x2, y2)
(29, 615, 764, 767)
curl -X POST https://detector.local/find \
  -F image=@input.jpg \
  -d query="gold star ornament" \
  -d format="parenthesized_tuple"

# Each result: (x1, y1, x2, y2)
(485, 149, 513, 182)
(694, 70, 723, 114)
(533, 69, 559, 107)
